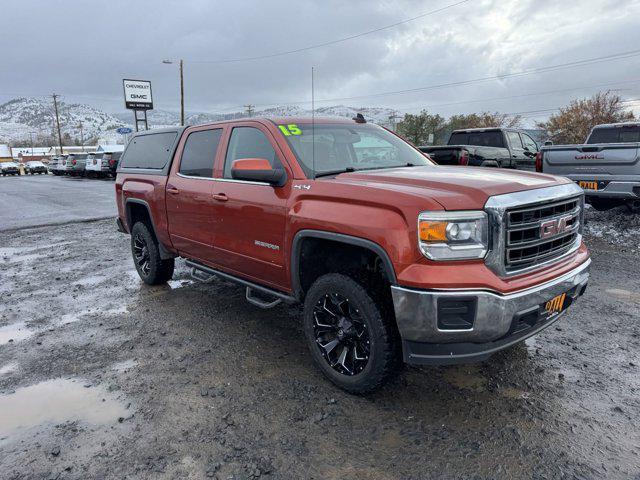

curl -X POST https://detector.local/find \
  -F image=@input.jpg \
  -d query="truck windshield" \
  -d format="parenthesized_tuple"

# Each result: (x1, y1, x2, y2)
(587, 125, 640, 144)
(278, 123, 432, 178)
(448, 131, 504, 148)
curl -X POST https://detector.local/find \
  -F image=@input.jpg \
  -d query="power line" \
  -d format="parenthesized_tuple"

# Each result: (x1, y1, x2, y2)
(186, 0, 472, 64)
(204, 48, 640, 113)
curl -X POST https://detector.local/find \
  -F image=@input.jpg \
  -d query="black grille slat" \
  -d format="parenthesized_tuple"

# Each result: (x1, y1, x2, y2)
(504, 196, 581, 272)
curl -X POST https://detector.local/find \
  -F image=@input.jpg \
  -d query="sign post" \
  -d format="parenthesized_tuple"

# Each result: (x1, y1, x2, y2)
(123, 79, 153, 132)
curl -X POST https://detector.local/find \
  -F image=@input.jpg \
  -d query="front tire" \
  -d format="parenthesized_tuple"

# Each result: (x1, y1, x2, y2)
(303, 273, 399, 394)
(131, 222, 174, 285)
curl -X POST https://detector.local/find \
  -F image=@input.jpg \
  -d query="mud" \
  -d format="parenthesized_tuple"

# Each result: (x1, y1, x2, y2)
(0, 216, 639, 479)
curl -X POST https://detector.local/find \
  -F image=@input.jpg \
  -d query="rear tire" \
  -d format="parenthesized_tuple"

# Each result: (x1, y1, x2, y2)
(303, 273, 400, 394)
(131, 222, 174, 285)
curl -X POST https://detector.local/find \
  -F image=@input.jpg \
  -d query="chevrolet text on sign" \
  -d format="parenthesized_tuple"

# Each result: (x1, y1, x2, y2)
(123, 79, 153, 110)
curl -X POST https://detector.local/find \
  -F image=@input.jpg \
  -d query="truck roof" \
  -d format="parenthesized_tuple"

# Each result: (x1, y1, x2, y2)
(590, 121, 640, 128)
(451, 127, 515, 133)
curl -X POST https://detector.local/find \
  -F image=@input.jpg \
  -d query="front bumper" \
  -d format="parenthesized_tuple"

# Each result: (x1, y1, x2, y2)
(391, 259, 590, 365)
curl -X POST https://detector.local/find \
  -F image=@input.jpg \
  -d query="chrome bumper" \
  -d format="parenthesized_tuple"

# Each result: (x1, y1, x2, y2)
(391, 259, 590, 364)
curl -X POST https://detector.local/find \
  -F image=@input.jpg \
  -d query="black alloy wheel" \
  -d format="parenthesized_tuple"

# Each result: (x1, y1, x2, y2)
(130, 222, 174, 285)
(133, 232, 151, 276)
(312, 292, 370, 376)
(303, 273, 399, 394)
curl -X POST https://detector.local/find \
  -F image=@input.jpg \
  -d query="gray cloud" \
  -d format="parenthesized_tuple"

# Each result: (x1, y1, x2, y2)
(2, 0, 640, 124)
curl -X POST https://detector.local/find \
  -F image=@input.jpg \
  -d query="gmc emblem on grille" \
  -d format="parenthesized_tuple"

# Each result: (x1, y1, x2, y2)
(540, 215, 573, 239)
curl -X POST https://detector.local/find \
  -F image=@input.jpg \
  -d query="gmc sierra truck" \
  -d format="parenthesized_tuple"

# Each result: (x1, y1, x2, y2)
(419, 127, 539, 170)
(115, 117, 590, 393)
(539, 122, 640, 210)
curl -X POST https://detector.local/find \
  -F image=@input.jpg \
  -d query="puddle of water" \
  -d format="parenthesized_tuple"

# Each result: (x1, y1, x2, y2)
(606, 288, 640, 304)
(167, 279, 194, 290)
(443, 366, 487, 392)
(0, 363, 18, 375)
(111, 359, 138, 373)
(0, 322, 34, 346)
(0, 378, 129, 439)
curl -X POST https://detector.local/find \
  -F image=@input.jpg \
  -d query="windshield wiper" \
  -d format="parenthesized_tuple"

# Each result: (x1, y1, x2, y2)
(314, 167, 356, 178)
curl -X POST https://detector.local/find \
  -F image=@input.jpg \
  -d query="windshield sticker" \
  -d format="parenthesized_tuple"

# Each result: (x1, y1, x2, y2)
(278, 124, 302, 136)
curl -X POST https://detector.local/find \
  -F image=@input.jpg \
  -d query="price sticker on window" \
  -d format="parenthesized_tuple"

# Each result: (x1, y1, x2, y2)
(278, 124, 302, 136)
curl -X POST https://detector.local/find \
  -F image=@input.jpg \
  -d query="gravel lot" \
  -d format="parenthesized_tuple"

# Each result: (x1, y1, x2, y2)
(0, 187, 639, 479)
(0, 175, 116, 231)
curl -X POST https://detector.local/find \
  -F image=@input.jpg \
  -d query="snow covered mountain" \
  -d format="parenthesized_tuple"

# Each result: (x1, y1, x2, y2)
(0, 97, 126, 144)
(0, 97, 400, 144)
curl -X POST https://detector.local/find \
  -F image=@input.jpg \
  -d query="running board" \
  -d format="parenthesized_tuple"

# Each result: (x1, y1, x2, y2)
(245, 287, 282, 309)
(185, 259, 297, 307)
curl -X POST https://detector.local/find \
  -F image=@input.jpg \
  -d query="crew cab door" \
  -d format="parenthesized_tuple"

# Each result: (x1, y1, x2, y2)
(210, 123, 290, 289)
(165, 127, 224, 261)
(505, 131, 535, 170)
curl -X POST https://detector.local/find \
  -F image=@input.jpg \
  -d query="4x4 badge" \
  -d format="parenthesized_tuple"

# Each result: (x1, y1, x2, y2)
(294, 184, 311, 190)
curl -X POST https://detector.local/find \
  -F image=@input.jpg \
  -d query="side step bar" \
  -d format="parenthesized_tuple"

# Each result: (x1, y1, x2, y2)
(185, 259, 297, 308)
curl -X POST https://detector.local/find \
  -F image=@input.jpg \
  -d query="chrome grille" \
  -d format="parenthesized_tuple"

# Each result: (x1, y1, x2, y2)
(504, 197, 581, 272)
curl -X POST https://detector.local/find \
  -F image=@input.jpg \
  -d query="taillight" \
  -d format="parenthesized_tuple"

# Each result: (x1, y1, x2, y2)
(109, 159, 116, 166)
(535, 152, 543, 172)
(72, 159, 77, 165)
(458, 150, 469, 166)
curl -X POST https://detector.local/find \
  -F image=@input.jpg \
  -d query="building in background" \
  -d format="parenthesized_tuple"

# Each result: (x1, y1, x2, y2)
(48, 145, 97, 155)
(0, 144, 13, 162)
(11, 146, 52, 163)
(96, 144, 125, 153)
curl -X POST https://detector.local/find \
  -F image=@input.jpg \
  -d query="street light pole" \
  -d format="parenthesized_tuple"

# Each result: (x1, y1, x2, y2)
(179, 59, 184, 127)
(163, 59, 184, 126)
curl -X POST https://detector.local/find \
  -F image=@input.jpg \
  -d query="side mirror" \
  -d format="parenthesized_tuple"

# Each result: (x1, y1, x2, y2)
(231, 158, 286, 186)
(544, 140, 553, 146)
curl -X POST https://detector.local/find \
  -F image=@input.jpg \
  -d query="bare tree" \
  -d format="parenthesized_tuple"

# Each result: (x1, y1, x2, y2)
(537, 91, 635, 144)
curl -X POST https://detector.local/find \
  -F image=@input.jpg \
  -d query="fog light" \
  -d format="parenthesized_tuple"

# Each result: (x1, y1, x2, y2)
(437, 298, 476, 330)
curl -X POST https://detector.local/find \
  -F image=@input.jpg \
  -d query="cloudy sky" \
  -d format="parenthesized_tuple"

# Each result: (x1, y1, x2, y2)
(2, 0, 640, 124)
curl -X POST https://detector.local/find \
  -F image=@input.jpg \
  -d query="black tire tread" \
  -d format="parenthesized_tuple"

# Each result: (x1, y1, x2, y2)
(303, 273, 400, 394)
(131, 222, 174, 285)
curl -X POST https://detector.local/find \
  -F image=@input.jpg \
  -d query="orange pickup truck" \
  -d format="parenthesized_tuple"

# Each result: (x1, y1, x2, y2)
(115, 116, 590, 393)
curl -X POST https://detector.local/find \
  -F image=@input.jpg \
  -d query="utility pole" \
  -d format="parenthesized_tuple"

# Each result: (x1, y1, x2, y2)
(29, 132, 35, 155)
(52, 94, 63, 155)
(162, 59, 185, 126)
(180, 59, 184, 126)
(244, 104, 255, 117)
(388, 111, 399, 132)
(78, 121, 84, 151)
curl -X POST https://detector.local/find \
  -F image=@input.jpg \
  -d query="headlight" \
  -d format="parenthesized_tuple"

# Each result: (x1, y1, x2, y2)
(418, 211, 488, 260)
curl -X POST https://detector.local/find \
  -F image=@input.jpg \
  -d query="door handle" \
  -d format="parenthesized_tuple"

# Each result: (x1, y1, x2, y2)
(213, 193, 228, 202)
(167, 186, 180, 194)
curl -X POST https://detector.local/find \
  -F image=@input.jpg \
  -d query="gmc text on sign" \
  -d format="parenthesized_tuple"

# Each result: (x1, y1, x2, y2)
(123, 79, 153, 110)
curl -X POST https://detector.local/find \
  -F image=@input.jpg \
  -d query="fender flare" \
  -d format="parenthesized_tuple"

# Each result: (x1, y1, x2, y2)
(124, 198, 175, 259)
(290, 229, 397, 300)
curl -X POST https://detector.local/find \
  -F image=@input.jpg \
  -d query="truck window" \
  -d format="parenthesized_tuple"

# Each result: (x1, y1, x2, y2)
(179, 129, 222, 178)
(521, 133, 538, 151)
(506, 131, 523, 149)
(224, 127, 282, 179)
(448, 131, 504, 148)
(587, 125, 640, 144)
(120, 132, 178, 169)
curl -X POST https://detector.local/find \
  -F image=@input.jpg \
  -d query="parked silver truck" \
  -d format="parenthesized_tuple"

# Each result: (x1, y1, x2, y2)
(539, 122, 640, 210)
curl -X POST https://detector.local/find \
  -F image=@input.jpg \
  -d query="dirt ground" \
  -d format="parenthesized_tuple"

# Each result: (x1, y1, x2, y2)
(0, 211, 639, 479)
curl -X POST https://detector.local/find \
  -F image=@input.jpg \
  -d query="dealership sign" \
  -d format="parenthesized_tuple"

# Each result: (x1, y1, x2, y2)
(123, 79, 153, 110)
